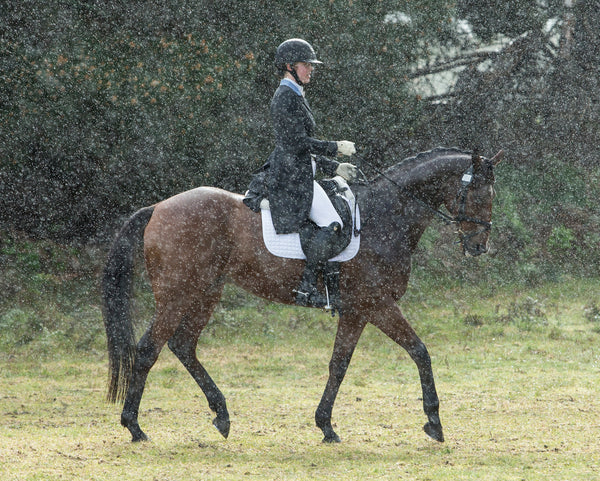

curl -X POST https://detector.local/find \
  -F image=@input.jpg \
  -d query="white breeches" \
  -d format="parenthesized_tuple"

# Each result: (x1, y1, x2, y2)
(309, 180, 343, 228)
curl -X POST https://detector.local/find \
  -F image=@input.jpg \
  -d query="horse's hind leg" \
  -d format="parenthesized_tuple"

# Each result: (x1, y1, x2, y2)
(121, 293, 196, 442)
(167, 294, 230, 439)
(121, 319, 174, 442)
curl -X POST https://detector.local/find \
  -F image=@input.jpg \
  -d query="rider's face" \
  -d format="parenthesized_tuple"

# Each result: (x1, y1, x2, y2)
(293, 62, 314, 84)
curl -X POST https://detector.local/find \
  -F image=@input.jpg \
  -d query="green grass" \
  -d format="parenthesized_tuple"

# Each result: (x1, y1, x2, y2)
(1, 275, 600, 480)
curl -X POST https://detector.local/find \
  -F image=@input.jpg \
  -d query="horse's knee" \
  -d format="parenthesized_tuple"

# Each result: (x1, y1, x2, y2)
(407, 340, 431, 367)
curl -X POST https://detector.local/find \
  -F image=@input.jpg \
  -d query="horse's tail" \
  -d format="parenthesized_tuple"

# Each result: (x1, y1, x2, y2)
(102, 206, 155, 404)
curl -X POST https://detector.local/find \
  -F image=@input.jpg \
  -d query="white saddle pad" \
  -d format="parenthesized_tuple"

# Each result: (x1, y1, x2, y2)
(260, 186, 360, 262)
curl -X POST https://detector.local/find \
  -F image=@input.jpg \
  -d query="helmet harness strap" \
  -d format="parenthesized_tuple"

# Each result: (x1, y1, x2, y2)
(287, 64, 304, 86)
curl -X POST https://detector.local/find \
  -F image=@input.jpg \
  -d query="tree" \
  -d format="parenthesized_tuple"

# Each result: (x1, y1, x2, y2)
(408, 0, 600, 276)
(1, 0, 459, 241)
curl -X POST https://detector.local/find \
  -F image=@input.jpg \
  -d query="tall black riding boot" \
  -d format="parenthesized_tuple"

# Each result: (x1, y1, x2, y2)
(295, 222, 342, 308)
(294, 259, 328, 307)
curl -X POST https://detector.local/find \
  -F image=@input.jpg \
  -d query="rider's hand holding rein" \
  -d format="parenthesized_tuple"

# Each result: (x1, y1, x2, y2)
(335, 141, 357, 181)
(336, 140, 356, 156)
(335, 141, 358, 181)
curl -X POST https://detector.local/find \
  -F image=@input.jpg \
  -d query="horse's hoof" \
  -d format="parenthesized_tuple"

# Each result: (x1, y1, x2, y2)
(125, 421, 149, 442)
(213, 417, 230, 439)
(423, 422, 444, 442)
(131, 430, 149, 442)
(322, 433, 341, 443)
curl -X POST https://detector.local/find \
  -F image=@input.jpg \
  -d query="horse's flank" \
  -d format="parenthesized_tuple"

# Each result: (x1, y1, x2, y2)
(144, 187, 305, 306)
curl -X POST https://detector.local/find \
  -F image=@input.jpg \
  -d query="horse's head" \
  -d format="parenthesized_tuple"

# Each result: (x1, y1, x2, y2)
(446, 150, 504, 256)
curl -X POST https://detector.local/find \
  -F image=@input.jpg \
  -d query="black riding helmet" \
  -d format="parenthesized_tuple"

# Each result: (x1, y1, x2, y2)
(275, 38, 322, 85)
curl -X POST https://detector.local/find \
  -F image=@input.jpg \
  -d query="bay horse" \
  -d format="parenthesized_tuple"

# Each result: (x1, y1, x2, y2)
(102, 147, 503, 444)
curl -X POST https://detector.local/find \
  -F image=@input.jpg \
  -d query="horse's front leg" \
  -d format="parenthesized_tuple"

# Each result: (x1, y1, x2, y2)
(315, 312, 367, 443)
(370, 298, 444, 442)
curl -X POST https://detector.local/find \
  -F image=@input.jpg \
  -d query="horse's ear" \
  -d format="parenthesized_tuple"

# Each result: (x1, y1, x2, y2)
(490, 150, 504, 166)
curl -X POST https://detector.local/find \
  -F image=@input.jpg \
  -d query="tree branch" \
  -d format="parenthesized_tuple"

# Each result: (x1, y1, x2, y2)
(407, 50, 494, 79)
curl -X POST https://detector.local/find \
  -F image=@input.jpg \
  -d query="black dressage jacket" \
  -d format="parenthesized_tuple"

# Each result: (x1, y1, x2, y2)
(265, 83, 339, 234)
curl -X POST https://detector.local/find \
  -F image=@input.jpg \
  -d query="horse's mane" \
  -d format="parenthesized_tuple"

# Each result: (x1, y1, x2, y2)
(380, 146, 472, 187)
(383, 146, 471, 176)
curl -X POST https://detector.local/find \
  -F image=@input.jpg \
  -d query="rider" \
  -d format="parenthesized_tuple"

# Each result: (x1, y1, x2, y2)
(265, 38, 358, 308)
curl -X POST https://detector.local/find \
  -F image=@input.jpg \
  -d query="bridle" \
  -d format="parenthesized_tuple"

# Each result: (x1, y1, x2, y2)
(353, 154, 493, 245)
(452, 166, 493, 244)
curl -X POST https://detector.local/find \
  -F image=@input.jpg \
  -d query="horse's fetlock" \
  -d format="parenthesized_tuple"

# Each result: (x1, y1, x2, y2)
(423, 396, 440, 415)
(315, 409, 330, 429)
(426, 410, 441, 424)
(121, 409, 137, 427)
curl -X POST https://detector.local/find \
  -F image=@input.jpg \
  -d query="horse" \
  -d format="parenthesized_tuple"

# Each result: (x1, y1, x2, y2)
(102, 146, 503, 444)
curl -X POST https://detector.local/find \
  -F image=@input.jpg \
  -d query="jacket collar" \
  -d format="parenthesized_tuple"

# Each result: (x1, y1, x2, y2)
(280, 78, 304, 96)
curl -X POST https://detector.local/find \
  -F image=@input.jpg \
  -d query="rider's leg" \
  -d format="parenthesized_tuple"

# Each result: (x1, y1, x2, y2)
(295, 221, 341, 307)
(295, 182, 345, 308)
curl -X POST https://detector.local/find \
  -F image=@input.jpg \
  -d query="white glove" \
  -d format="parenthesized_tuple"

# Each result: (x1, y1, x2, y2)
(336, 140, 356, 156)
(336, 162, 358, 182)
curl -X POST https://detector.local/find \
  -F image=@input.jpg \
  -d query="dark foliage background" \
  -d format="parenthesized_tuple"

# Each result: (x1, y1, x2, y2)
(1, 0, 599, 280)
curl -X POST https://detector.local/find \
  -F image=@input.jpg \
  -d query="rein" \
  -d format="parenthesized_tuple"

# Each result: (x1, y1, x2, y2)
(353, 154, 492, 241)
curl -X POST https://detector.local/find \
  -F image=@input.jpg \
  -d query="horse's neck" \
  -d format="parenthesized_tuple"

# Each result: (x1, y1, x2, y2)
(400, 156, 468, 196)
(388, 154, 472, 215)
(359, 154, 469, 256)
(358, 183, 436, 258)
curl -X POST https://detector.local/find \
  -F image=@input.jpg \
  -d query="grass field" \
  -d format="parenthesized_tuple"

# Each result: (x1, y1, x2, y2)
(1, 278, 600, 480)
